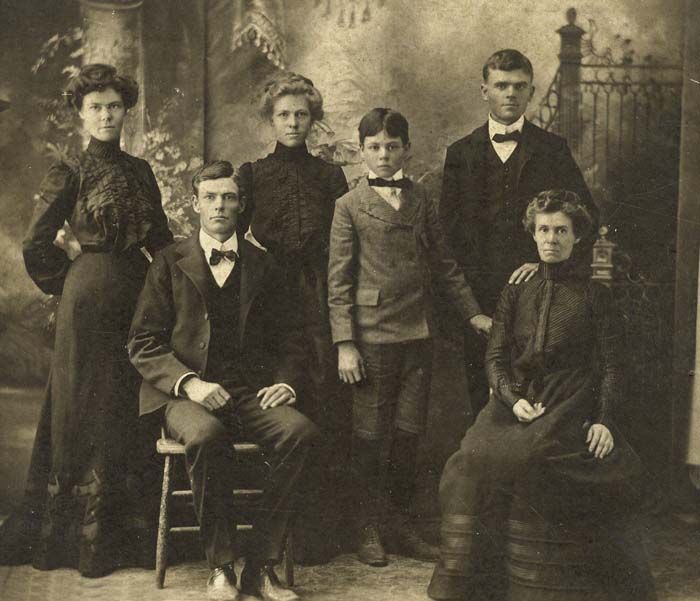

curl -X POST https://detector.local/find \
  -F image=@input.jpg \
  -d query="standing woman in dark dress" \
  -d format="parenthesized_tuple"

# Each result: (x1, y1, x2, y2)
(238, 72, 349, 558)
(427, 190, 656, 601)
(0, 64, 173, 577)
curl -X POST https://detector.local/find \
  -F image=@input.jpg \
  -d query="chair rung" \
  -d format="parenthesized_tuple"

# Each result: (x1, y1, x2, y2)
(171, 489, 262, 498)
(234, 489, 263, 496)
(232, 443, 261, 454)
(170, 526, 200, 533)
(169, 524, 253, 534)
(156, 439, 262, 455)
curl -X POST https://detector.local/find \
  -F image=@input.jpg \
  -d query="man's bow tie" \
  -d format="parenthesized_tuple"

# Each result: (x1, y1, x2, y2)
(367, 177, 412, 190)
(209, 248, 238, 266)
(492, 131, 522, 143)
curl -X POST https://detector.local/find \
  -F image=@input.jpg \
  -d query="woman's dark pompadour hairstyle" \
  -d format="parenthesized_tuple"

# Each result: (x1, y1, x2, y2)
(259, 72, 324, 122)
(523, 189, 594, 238)
(64, 63, 139, 111)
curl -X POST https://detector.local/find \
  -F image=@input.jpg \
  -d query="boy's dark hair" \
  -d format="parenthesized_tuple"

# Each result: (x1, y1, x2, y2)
(482, 49, 534, 81)
(191, 160, 240, 195)
(64, 63, 139, 111)
(358, 108, 410, 146)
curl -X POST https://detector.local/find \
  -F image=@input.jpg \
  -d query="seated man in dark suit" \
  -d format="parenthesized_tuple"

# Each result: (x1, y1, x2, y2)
(439, 48, 598, 419)
(128, 160, 317, 601)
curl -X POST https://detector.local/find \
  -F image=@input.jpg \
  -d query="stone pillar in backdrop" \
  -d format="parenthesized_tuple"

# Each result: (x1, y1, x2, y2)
(80, 0, 145, 154)
(556, 8, 584, 155)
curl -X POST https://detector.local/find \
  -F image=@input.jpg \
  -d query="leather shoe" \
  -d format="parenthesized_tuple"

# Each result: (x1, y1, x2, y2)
(240, 563, 299, 601)
(386, 519, 439, 561)
(207, 564, 241, 601)
(357, 523, 388, 567)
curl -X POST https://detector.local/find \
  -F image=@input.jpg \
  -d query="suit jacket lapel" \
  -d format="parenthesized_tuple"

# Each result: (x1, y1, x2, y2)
(515, 119, 537, 184)
(358, 179, 417, 226)
(468, 122, 492, 169)
(176, 235, 211, 306)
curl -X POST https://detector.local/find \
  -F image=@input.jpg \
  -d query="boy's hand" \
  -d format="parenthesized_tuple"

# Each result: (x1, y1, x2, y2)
(512, 399, 546, 423)
(469, 314, 492, 338)
(182, 377, 231, 412)
(508, 262, 539, 285)
(337, 341, 366, 384)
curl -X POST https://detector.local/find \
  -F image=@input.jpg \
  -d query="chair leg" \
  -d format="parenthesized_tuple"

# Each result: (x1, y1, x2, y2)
(283, 527, 294, 587)
(155, 454, 172, 589)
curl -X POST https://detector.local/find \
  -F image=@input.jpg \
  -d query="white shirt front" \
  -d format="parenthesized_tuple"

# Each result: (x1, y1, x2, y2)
(368, 169, 405, 211)
(488, 114, 525, 164)
(173, 229, 296, 401)
(199, 228, 238, 288)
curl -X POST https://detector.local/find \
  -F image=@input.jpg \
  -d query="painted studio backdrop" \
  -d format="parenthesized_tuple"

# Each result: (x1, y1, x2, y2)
(0, 0, 694, 519)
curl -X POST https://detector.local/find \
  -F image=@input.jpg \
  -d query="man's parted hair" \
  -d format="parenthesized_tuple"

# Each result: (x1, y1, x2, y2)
(523, 189, 593, 238)
(191, 160, 240, 195)
(358, 108, 410, 146)
(482, 49, 534, 81)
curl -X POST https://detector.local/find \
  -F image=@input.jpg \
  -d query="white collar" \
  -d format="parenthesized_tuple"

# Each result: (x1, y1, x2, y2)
(198, 229, 238, 256)
(488, 114, 525, 138)
(368, 168, 404, 182)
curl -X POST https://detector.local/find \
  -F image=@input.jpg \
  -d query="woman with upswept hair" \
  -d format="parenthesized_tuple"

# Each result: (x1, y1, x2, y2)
(0, 63, 172, 577)
(237, 72, 349, 560)
(428, 190, 656, 601)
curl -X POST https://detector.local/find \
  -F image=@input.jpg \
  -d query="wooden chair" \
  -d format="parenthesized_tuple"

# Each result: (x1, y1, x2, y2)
(155, 431, 294, 589)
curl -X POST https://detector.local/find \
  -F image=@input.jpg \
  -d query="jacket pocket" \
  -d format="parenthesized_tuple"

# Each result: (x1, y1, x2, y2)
(355, 288, 380, 306)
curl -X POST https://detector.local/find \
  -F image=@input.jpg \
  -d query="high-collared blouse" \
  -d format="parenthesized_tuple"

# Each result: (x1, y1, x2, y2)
(23, 137, 173, 295)
(485, 261, 623, 427)
(238, 142, 348, 261)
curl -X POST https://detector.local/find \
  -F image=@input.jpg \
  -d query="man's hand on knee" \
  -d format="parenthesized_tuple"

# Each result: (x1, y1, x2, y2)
(182, 377, 231, 411)
(257, 383, 296, 410)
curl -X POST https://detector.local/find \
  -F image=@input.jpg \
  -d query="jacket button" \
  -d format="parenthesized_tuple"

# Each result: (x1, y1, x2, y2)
(199, 342, 206, 349)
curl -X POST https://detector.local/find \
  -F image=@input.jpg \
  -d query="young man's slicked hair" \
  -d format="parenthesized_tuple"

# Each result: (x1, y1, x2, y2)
(191, 160, 239, 195)
(482, 49, 534, 81)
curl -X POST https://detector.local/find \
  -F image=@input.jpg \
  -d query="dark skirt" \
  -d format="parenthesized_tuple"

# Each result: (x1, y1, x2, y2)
(0, 249, 154, 576)
(281, 255, 353, 562)
(428, 367, 656, 601)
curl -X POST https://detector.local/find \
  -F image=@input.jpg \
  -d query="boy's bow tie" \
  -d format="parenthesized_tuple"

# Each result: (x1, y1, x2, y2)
(492, 131, 521, 143)
(210, 248, 238, 266)
(367, 177, 412, 189)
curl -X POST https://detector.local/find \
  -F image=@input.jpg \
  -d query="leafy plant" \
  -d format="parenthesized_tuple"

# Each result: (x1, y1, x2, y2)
(142, 96, 202, 239)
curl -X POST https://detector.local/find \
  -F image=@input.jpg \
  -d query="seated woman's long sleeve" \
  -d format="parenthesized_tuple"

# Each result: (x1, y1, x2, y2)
(591, 284, 625, 427)
(485, 284, 521, 408)
(23, 161, 79, 296)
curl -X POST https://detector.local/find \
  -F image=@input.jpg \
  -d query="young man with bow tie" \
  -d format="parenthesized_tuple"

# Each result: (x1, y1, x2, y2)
(128, 160, 317, 601)
(439, 49, 598, 419)
(327, 108, 488, 567)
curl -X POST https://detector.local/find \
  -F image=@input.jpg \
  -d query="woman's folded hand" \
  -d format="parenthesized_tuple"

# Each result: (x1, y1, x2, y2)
(586, 423, 614, 459)
(512, 399, 546, 423)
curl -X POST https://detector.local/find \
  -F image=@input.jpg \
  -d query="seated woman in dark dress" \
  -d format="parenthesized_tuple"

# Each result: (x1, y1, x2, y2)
(0, 64, 172, 577)
(427, 190, 656, 601)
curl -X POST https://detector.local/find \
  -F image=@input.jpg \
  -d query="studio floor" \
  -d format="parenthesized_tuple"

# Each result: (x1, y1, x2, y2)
(1, 515, 700, 601)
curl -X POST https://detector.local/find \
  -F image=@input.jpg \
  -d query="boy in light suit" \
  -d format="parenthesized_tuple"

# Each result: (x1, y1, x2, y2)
(327, 108, 490, 567)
